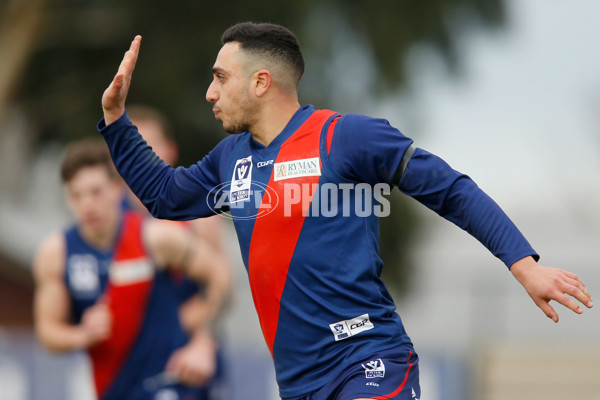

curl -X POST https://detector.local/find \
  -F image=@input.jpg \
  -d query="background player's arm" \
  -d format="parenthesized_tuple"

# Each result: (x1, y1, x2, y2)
(144, 220, 230, 385)
(178, 216, 231, 333)
(144, 219, 231, 333)
(33, 233, 111, 352)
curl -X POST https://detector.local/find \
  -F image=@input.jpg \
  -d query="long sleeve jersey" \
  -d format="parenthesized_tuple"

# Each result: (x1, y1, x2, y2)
(98, 105, 537, 397)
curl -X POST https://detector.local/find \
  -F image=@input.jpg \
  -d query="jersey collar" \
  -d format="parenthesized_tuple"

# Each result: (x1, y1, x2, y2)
(249, 104, 315, 150)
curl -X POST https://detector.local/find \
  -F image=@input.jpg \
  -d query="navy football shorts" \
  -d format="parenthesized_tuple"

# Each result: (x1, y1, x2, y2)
(285, 344, 420, 400)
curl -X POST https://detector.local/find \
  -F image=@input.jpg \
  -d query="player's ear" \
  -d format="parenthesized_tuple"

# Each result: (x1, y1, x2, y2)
(253, 70, 271, 97)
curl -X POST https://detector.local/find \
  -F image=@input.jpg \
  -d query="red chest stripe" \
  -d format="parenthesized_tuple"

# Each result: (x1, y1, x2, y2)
(248, 110, 336, 356)
(89, 212, 154, 397)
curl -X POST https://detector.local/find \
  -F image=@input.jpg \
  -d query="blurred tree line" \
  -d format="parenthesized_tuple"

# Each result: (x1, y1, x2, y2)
(1, 0, 505, 294)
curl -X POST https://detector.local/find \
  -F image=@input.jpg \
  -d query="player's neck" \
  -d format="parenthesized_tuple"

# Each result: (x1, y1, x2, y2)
(250, 98, 300, 147)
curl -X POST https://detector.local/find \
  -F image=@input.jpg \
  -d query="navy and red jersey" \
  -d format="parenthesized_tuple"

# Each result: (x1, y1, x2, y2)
(98, 105, 538, 397)
(64, 211, 205, 400)
(121, 196, 203, 303)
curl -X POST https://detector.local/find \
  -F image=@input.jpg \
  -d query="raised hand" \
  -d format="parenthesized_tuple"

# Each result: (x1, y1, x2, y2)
(102, 35, 142, 125)
(511, 256, 593, 322)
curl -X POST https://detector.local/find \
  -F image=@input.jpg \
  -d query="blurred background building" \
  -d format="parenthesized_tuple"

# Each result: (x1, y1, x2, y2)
(0, 0, 599, 399)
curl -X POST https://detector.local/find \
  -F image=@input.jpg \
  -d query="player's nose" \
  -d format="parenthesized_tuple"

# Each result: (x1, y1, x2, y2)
(206, 81, 219, 103)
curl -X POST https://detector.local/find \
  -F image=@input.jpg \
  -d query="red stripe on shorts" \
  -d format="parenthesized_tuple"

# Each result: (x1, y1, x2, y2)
(371, 351, 414, 400)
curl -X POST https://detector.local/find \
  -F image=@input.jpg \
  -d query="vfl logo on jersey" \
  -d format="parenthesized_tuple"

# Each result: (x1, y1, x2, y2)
(329, 313, 374, 341)
(230, 156, 253, 203)
(361, 358, 385, 379)
(67, 254, 100, 297)
(273, 157, 320, 181)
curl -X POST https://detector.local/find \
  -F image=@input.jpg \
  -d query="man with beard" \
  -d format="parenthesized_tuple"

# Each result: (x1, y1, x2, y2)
(97, 23, 592, 400)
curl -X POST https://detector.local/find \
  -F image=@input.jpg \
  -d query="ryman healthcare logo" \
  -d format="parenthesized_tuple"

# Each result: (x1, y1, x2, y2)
(273, 157, 320, 181)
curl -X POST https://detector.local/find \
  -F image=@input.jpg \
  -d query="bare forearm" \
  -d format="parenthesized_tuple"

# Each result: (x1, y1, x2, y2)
(36, 321, 87, 352)
(201, 270, 231, 335)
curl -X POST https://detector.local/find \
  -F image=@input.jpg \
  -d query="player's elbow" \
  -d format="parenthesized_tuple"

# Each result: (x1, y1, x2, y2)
(35, 327, 69, 353)
(34, 320, 81, 353)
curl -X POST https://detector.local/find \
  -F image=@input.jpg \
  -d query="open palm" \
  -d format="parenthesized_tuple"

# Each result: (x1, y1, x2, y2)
(102, 35, 142, 125)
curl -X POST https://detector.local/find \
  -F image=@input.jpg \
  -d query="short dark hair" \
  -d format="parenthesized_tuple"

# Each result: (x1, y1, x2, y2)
(60, 139, 117, 183)
(221, 22, 304, 85)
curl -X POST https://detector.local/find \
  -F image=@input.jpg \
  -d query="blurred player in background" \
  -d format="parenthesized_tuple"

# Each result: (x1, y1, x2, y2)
(33, 139, 230, 400)
(123, 104, 232, 398)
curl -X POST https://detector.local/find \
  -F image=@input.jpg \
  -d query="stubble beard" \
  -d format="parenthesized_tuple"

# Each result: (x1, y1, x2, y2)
(223, 88, 258, 134)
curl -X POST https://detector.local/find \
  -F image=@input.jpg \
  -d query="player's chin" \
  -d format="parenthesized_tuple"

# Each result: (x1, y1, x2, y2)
(224, 124, 245, 135)
(83, 216, 104, 230)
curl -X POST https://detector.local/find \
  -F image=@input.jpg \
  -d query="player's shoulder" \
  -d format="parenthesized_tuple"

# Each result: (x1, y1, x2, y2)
(336, 112, 393, 133)
(142, 218, 190, 260)
(33, 231, 66, 280)
(328, 113, 399, 152)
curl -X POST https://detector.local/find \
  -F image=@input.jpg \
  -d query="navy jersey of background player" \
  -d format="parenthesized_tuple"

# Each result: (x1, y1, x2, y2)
(99, 105, 537, 398)
(64, 210, 209, 400)
(121, 195, 201, 302)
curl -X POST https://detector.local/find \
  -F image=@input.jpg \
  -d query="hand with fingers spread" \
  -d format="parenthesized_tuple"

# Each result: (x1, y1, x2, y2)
(102, 35, 142, 125)
(511, 256, 593, 322)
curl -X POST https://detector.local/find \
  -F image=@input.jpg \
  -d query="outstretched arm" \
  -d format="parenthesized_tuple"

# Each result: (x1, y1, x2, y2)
(398, 148, 593, 322)
(326, 114, 593, 322)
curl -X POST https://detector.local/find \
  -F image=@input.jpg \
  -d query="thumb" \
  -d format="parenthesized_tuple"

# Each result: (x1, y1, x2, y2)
(114, 74, 124, 90)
